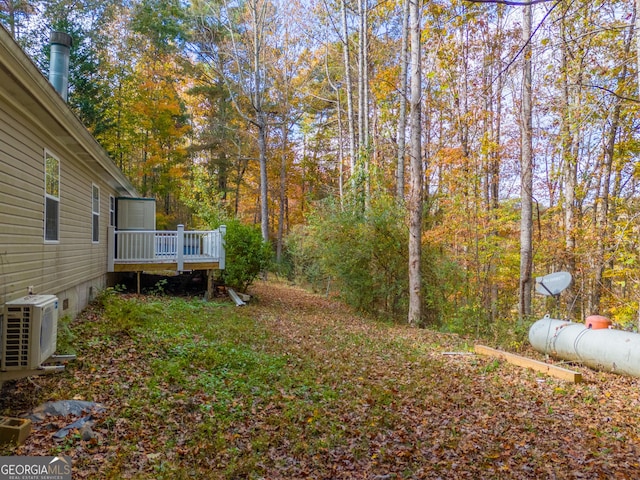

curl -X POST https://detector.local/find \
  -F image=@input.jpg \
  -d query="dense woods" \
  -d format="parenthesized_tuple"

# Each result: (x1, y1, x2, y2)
(3, 0, 640, 332)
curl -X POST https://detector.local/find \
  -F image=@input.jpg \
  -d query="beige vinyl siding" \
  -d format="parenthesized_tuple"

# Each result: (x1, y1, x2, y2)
(0, 78, 118, 309)
(0, 104, 44, 253)
(0, 26, 138, 317)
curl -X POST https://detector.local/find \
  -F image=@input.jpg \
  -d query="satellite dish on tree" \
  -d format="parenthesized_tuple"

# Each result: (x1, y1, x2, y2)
(535, 271, 572, 296)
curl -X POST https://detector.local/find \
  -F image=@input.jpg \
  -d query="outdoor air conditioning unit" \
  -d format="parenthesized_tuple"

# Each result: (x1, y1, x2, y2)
(1, 295, 58, 371)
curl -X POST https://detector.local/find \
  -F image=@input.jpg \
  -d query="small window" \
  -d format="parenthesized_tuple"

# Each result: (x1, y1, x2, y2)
(109, 195, 115, 227)
(92, 184, 100, 243)
(44, 152, 60, 242)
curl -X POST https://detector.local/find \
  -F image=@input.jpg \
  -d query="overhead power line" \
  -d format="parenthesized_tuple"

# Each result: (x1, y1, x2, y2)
(466, 0, 556, 6)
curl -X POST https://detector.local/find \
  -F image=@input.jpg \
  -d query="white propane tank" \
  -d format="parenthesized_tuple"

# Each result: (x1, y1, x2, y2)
(529, 316, 640, 377)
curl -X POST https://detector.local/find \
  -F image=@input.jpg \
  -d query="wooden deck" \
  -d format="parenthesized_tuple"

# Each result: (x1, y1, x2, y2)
(108, 225, 226, 274)
(111, 259, 222, 273)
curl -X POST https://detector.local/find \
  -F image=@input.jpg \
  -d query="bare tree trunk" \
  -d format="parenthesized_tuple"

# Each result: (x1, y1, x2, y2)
(358, 0, 365, 153)
(341, 0, 357, 175)
(363, 0, 370, 209)
(489, 65, 502, 323)
(250, 0, 269, 242)
(257, 115, 269, 241)
(396, 0, 410, 203)
(7, 2, 16, 37)
(358, 0, 370, 209)
(560, 13, 579, 318)
(637, 0, 640, 95)
(276, 121, 289, 262)
(407, 0, 422, 325)
(326, 53, 345, 208)
(519, 4, 533, 321)
(337, 94, 345, 206)
(593, 13, 634, 312)
(490, 42, 502, 212)
(482, 4, 504, 323)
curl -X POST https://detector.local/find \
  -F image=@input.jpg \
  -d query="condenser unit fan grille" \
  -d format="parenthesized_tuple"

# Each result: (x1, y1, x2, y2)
(3, 306, 31, 368)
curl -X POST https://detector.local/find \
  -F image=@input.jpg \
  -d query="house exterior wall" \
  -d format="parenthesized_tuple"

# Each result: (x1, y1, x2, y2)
(0, 25, 137, 318)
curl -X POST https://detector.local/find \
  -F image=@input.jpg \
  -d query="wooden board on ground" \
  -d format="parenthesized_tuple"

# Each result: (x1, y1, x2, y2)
(228, 288, 246, 307)
(474, 344, 582, 383)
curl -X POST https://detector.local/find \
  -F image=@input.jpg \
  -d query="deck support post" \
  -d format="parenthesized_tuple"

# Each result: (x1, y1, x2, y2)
(137, 271, 141, 294)
(107, 226, 115, 272)
(177, 224, 185, 272)
(206, 270, 214, 300)
(218, 225, 226, 270)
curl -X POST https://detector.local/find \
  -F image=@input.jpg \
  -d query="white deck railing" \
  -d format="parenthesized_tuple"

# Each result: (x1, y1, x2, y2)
(107, 225, 226, 272)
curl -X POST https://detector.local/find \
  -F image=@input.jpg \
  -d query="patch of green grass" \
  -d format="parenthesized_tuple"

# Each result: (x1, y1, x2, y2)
(481, 358, 501, 374)
(85, 293, 351, 474)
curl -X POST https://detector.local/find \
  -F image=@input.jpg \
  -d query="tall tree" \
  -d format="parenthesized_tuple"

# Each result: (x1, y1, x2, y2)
(407, 0, 422, 325)
(559, 7, 580, 318)
(592, 3, 636, 313)
(357, 0, 370, 208)
(396, 0, 409, 203)
(26, 0, 122, 138)
(340, 0, 357, 176)
(271, 1, 304, 262)
(191, 0, 276, 241)
(0, 0, 34, 38)
(518, 2, 533, 320)
(637, 0, 640, 96)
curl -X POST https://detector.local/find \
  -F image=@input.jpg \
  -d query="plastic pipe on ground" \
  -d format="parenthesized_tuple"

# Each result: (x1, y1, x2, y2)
(529, 316, 640, 377)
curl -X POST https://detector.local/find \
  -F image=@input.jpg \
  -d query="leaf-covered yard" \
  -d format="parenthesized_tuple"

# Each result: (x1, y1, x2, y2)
(2, 281, 640, 478)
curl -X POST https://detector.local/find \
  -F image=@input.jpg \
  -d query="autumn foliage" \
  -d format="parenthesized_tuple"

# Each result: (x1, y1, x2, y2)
(5, 0, 640, 328)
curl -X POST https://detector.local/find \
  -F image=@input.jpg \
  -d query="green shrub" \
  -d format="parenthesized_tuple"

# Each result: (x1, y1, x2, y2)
(287, 197, 453, 323)
(56, 315, 77, 355)
(221, 220, 272, 293)
(285, 224, 330, 292)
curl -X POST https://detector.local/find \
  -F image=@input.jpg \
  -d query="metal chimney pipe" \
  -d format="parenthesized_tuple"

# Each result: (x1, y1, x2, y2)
(49, 31, 72, 101)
